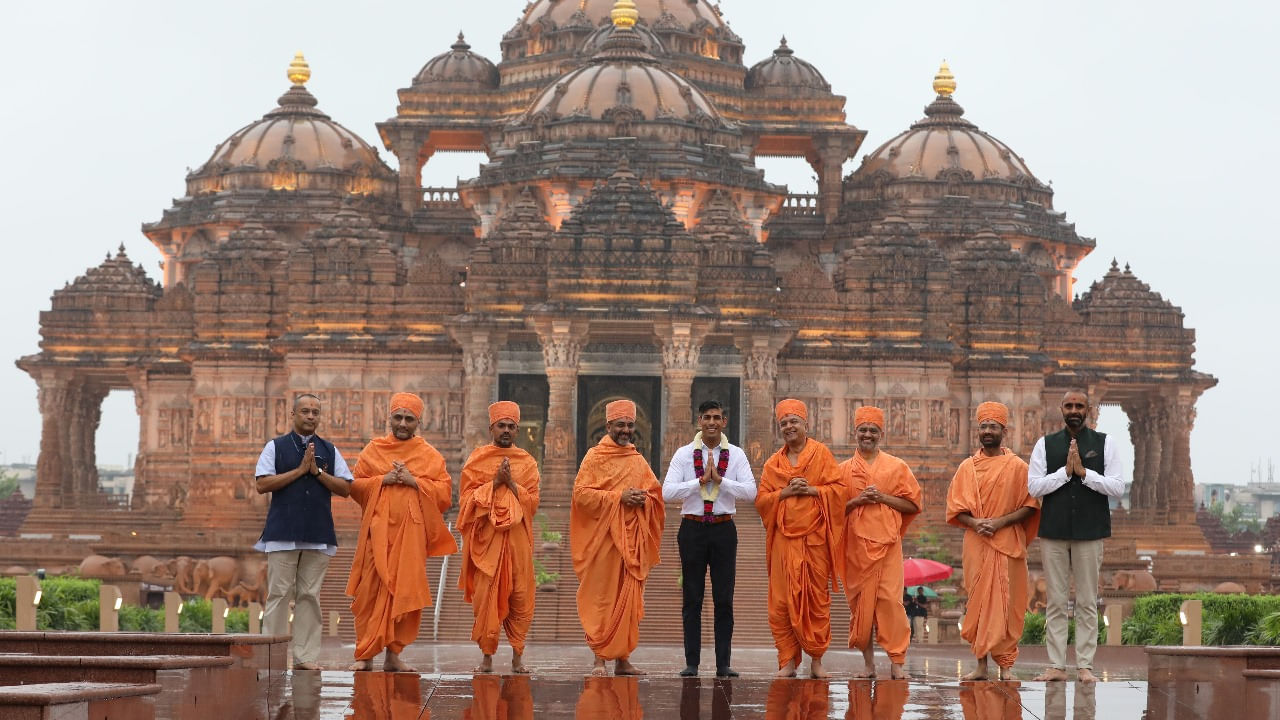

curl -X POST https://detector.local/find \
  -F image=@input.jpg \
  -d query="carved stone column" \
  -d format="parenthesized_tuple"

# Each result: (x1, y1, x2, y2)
(1153, 397, 1174, 524)
(391, 132, 426, 215)
(657, 321, 705, 474)
(1125, 402, 1149, 520)
(1166, 393, 1198, 525)
(33, 374, 75, 509)
(534, 318, 588, 504)
(450, 322, 505, 458)
(734, 326, 793, 471)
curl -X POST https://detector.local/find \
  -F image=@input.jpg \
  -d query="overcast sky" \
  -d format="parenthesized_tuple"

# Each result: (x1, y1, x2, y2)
(1, 1, 1274, 485)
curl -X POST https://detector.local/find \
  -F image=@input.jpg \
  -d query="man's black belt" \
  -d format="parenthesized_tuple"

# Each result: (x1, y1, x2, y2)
(682, 514, 734, 524)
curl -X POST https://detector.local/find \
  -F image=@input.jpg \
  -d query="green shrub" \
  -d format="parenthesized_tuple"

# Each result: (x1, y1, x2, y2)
(0, 577, 15, 630)
(1249, 611, 1280, 645)
(533, 558, 559, 587)
(119, 605, 163, 631)
(1021, 611, 1046, 644)
(1122, 592, 1280, 646)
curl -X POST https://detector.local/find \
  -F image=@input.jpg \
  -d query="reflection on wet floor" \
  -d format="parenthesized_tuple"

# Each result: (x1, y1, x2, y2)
(275, 671, 1143, 719)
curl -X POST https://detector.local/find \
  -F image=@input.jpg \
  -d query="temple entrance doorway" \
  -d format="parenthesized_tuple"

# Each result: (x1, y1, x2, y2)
(577, 377, 661, 471)
(498, 374, 550, 468)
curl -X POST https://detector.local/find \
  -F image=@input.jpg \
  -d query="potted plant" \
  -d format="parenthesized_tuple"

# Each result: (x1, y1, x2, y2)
(534, 558, 560, 592)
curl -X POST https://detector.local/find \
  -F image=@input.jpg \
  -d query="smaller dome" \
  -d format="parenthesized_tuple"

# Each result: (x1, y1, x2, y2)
(413, 32, 499, 88)
(745, 37, 831, 93)
(580, 22, 666, 57)
(853, 65, 1041, 186)
(51, 246, 161, 311)
(522, 25, 724, 129)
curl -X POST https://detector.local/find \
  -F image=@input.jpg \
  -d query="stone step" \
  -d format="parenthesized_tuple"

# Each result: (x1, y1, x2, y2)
(0, 653, 233, 686)
(0, 681, 161, 720)
(0, 631, 287, 660)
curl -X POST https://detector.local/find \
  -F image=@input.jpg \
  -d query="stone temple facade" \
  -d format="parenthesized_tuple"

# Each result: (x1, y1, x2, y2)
(15, 0, 1214, 560)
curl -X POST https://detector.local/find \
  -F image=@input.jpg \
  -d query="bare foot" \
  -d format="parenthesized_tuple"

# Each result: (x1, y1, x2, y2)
(1033, 667, 1069, 682)
(512, 652, 530, 674)
(775, 660, 797, 678)
(852, 646, 875, 679)
(383, 650, 416, 673)
(293, 662, 321, 671)
(890, 663, 910, 680)
(997, 666, 1016, 681)
(1077, 668, 1098, 683)
(475, 654, 494, 674)
(809, 657, 830, 679)
(615, 658, 646, 676)
(851, 668, 876, 679)
(961, 659, 988, 681)
(589, 659, 609, 677)
(349, 659, 374, 672)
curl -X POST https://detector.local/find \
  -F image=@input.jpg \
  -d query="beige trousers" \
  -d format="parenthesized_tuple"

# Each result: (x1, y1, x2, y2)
(1040, 538, 1104, 670)
(265, 549, 331, 666)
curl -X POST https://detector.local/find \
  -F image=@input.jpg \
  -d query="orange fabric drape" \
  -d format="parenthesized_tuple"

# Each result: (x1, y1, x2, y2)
(457, 444, 541, 655)
(570, 435, 664, 660)
(575, 677, 643, 720)
(958, 681, 1023, 720)
(764, 679, 830, 720)
(349, 671, 425, 720)
(756, 438, 847, 668)
(846, 679, 909, 720)
(946, 448, 1040, 668)
(839, 451, 922, 663)
(346, 434, 458, 661)
(463, 675, 533, 720)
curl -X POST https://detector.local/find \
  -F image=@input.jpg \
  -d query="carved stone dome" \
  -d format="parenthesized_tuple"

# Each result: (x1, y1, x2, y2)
(52, 246, 161, 311)
(520, 0, 727, 32)
(851, 63, 1043, 187)
(187, 54, 396, 197)
(521, 26, 725, 128)
(413, 33, 499, 88)
(580, 22, 667, 57)
(745, 37, 831, 93)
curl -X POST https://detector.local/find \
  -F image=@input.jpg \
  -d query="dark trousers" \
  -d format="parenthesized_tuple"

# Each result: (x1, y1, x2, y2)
(678, 517, 737, 669)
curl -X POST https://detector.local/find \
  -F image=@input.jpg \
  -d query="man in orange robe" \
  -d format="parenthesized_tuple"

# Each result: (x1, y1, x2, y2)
(840, 405, 922, 680)
(756, 398, 847, 679)
(458, 401, 540, 674)
(571, 399, 664, 677)
(347, 392, 458, 671)
(946, 401, 1040, 680)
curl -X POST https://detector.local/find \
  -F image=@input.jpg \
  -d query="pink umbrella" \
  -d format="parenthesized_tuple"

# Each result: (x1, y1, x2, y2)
(903, 558, 953, 586)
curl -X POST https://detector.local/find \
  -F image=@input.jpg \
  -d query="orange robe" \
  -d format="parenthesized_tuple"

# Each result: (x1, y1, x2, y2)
(839, 451, 922, 663)
(463, 675, 533, 720)
(347, 434, 458, 661)
(756, 438, 847, 668)
(946, 449, 1040, 668)
(764, 679, 829, 720)
(959, 681, 1023, 720)
(846, 679, 909, 720)
(575, 677, 642, 720)
(570, 435, 664, 660)
(350, 672, 425, 720)
(457, 444, 541, 656)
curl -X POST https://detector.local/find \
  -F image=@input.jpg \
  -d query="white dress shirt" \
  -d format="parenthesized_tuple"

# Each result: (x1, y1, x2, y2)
(1028, 433, 1126, 499)
(253, 435, 354, 556)
(662, 435, 757, 515)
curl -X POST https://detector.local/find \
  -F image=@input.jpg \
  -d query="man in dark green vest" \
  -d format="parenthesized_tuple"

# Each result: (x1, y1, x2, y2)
(1028, 390, 1125, 683)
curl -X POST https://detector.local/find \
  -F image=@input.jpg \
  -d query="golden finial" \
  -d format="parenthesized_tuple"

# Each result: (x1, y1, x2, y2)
(933, 60, 956, 96)
(287, 52, 311, 86)
(611, 0, 639, 29)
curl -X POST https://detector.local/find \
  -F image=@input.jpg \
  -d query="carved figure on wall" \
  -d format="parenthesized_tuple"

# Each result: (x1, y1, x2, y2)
(929, 400, 946, 440)
(889, 398, 908, 437)
(274, 398, 288, 435)
(550, 426, 569, 459)
(948, 409, 961, 446)
(1027, 572, 1048, 613)
(196, 399, 212, 435)
(1022, 409, 1039, 449)
(79, 554, 126, 578)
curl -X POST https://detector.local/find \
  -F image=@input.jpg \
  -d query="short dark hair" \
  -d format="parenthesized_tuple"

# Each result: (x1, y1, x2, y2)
(697, 400, 724, 415)
(294, 393, 320, 408)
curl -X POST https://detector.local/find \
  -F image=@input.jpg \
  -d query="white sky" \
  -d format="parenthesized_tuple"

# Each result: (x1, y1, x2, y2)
(1, 1, 1274, 485)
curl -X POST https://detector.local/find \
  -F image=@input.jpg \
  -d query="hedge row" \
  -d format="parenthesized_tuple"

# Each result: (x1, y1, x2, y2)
(0, 577, 248, 632)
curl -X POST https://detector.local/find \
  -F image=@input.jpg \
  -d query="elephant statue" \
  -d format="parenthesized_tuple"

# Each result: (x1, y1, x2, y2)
(129, 555, 172, 583)
(1111, 569, 1157, 592)
(1026, 572, 1048, 613)
(3, 566, 28, 576)
(225, 563, 268, 607)
(79, 554, 126, 578)
(193, 556, 241, 600)
(168, 556, 198, 594)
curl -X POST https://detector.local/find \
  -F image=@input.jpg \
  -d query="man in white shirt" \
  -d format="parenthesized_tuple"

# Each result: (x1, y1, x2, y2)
(1027, 390, 1125, 684)
(254, 393, 354, 670)
(663, 399, 757, 678)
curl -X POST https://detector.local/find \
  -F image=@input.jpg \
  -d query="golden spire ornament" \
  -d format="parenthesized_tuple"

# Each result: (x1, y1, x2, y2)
(287, 52, 311, 86)
(611, 0, 639, 29)
(933, 60, 956, 96)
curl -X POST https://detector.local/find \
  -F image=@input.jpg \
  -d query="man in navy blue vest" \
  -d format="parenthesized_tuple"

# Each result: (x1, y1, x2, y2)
(1027, 390, 1124, 683)
(254, 393, 353, 670)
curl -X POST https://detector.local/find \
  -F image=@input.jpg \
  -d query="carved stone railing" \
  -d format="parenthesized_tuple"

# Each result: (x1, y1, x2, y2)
(777, 193, 821, 217)
(421, 187, 463, 209)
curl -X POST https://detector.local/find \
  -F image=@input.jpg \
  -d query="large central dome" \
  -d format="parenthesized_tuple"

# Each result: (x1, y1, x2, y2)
(520, 0, 726, 30)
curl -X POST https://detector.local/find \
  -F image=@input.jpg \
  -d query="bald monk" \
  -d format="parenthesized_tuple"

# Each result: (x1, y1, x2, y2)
(571, 399, 664, 677)
(347, 392, 458, 672)
(946, 402, 1040, 681)
(458, 401, 540, 674)
(757, 398, 847, 679)
(840, 405, 922, 680)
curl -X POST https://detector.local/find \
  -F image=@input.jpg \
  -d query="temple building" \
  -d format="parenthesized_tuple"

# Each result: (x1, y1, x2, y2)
(14, 0, 1215, 570)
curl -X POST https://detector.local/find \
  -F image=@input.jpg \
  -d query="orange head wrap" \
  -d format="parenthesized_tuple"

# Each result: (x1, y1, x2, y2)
(976, 401, 1009, 427)
(853, 405, 885, 431)
(488, 401, 520, 425)
(389, 392, 424, 420)
(774, 398, 808, 423)
(605, 399, 636, 422)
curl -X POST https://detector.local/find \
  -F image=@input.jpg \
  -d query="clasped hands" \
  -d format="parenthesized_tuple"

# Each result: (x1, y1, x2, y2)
(491, 458, 519, 492)
(844, 484, 884, 515)
(619, 487, 648, 508)
(699, 461, 720, 486)
(967, 515, 1008, 537)
(1066, 438, 1087, 478)
(382, 460, 418, 488)
(780, 476, 818, 499)
(301, 443, 322, 476)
